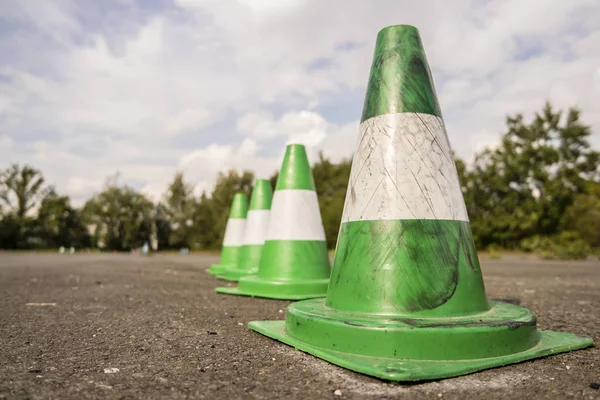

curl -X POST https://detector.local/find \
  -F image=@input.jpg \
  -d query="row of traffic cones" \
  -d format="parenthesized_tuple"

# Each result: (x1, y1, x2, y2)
(208, 144, 331, 299)
(205, 24, 593, 382)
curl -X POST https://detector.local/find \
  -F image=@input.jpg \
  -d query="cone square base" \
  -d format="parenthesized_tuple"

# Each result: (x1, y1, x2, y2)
(208, 245, 243, 276)
(248, 299, 593, 382)
(206, 264, 228, 275)
(215, 268, 258, 282)
(215, 275, 329, 300)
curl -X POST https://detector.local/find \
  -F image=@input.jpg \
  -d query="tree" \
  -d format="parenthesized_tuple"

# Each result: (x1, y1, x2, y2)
(562, 181, 600, 248)
(0, 214, 19, 249)
(154, 203, 171, 251)
(161, 172, 198, 249)
(35, 190, 91, 248)
(0, 164, 51, 248)
(193, 191, 216, 250)
(82, 183, 154, 251)
(462, 102, 600, 249)
(312, 152, 352, 248)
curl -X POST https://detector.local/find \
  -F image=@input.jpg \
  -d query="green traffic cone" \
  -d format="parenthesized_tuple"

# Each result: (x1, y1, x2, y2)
(206, 193, 248, 275)
(217, 179, 273, 281)
(249, 25, 593, 381)
(216, 144, 331, 299)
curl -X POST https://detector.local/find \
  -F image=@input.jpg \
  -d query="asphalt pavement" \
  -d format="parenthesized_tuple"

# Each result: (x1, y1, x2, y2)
(0, 252, 598, 399)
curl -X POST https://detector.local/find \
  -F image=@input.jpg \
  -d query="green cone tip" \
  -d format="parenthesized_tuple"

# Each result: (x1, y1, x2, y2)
(249, 179, 273, 210)
(361, 24, 442, 122)
(275, 144, 316, 191)
(229, 193, 248, 218)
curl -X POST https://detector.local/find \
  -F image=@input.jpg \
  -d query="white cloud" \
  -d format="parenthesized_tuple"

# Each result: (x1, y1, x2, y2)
(237, 110, 330, 143)
(0, 135, 13, 149)
(236, 111, 282, 139)
(177, 138, 278, 197)
(175, 110, 356, 197)
(236, 109, 357, 161)
(0, 0, 599, 207)
(166, 109, 215, 135)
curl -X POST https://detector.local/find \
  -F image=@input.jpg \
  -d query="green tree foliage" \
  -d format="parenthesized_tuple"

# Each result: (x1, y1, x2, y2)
(0, 164, 51, 248)
(460, 103, 600, 250)
(193, 192, 216, 250)
(35, 190, 91, 248)
(154, 203, 172, 251)
(161, 172, 198, 249)
(82, 184, 154, 251)
(561, 181, 600, 248)
(312, 153, 352, 248)
(0, 164, 48, 217)
(0, 214, 20, 249)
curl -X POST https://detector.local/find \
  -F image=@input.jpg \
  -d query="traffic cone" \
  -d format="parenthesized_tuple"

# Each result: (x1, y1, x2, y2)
(248, 25, 593, 381)
(217, 179, 273, 281)
(206, 193, 248, 275)
(216, 144, 331, 299)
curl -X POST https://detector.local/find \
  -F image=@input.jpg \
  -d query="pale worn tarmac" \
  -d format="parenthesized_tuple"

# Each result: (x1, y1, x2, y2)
(0, 253, 598, 399)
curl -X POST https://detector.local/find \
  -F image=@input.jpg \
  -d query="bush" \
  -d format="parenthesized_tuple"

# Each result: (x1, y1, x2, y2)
(520, 231, 592, 260)
(519, 235, 554, 253)
(553, 231, 592, 260)
(540, 250, 558, 260)
(487, 243, 502, 259)
(561, 185, 600, 248)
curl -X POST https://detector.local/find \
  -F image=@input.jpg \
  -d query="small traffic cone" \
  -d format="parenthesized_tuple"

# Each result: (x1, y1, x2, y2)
(217, 179, 273, 281)
(249, 24, 593, 381)
(216, 144, 331, 299)
(206, 193, 248, 275)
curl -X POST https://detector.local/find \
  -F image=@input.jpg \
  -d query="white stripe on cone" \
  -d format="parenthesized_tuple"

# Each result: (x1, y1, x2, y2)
(222, 218, 247, 246)
(243, 209, 270, 245)
(342, 112, 469, 223)
(266, 190, 326, 241)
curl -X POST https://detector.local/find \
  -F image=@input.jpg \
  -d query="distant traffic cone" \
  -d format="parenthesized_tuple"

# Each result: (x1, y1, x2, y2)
(206, 193, 248, 275)
(217, 179, 273, 281)
(249, 25, 593, 381)
(216, 144, 331, 299)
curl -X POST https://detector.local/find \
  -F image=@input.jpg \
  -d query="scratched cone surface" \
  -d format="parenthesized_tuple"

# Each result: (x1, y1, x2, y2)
(207, 193, 248, 276)
(217, 179, 272, 281)
(216, 144, 331, 299)
(249, 24, 593, 381)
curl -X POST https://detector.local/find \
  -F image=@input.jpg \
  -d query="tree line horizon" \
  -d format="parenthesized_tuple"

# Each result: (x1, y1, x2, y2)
(1, 103, 599, 260)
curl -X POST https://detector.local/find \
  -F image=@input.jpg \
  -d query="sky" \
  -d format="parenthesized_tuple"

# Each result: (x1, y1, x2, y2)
(1, 0, 599, 206)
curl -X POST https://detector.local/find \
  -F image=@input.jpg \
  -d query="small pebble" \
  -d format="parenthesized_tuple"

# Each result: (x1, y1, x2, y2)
(566, 365, 570, 370)
(103, 368, 119, 374)
(334, 389, 342, 396)
(96, 384, 113, 390)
